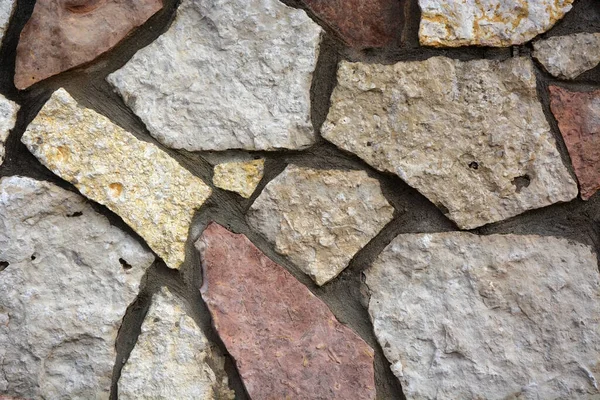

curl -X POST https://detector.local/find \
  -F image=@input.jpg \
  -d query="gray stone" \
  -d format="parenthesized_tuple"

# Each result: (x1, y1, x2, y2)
(0, 176, 154, 399)
(0, 94, 19, 166)
(534, 33, 600, 79)
(107, 0, 322, 151)
(366, 232, 600, 400)
(322, 57, 578, 229)
(0, 0, 16, 43)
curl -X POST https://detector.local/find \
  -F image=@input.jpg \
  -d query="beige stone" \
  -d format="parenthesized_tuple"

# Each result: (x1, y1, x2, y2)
(534, 33, 600, 79)
(0, 94, 19, 166)
(213, 159, 265, 198)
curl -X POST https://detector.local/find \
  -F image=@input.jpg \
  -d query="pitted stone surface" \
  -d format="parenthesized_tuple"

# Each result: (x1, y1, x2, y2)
(0, 176, 154, 399)
(213, 159, 265, 199)
(107, 0, 322, 151)
(550, 86, 600, 200)
(419, 0, 574, 47)
(322, 57, 577, 229)
(197, 223, 376, 399)
(0, 94, 19, 166)
(21, 88, 212, 269)
(534, 33, 600, 79)
(247, 165, 394, 285)
(14, 0, 162, 90)
(119, 287, 234, 399)
(366, 232, 600, 400)
(0, 0, 16, 43)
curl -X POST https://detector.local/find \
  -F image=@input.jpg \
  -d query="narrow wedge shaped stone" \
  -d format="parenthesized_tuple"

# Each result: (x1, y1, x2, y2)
(0, 94, 19, 166)
(213, 159, 265, 199)
(22, 88, 212, 269)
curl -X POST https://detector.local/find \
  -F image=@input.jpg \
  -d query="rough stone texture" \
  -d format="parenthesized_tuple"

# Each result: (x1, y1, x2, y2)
(0, 94, 19, 166)
(0, 176, 154, 399)
(107, 0, 322, 151)
(213, 159, 265, 199)
(14, 0, 162, 90)
(21, 88, 211, 269)
(0, 0, 16, 43)
(550, 86, 600, 200)
(119, 287, 234, 399)
(534, 33, 600, 79)
(366, 232, 600, 400)
(419, 0, 574, 47)
(247, 165, 394, 285)
(197, 223, 376, 399)
(322, 57, 578, 229)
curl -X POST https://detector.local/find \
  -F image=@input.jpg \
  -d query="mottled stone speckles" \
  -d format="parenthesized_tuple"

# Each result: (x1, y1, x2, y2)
(0, 95, 19, 167)
(322, 57, 577, 229)
(213, 159, 265, 199)
(534, 33, 600, 79)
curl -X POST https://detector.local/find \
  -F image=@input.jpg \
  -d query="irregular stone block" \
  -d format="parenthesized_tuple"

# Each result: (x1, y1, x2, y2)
(0, 94, 19, 166)
(419, 0, 574, 47)
(0, 176, 154, 398)
(534, 33, 600, 79)
(366, 232, 600, 399)
(21, 88, 212, 269)
(213, 159, 265, 199)
(0, 0, 16, 43)
(550, 86, 600, 200)
(197, 223, 376, 399)
(107, 0, 322, 151)
(322, 57, 577, 229)
(247, 165, 394, 285)
(119, 287, 234, 399)
(14, 0, 162, 90)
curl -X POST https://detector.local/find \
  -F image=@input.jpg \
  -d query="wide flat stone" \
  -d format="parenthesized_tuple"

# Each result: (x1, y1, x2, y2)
(0, 94, 19, 166)
(534, 33, 600, 79)
(247, 165, 394, 285)
(0, 0, 16, 43)
(14, 0, 162, 89)
(197, 223, 376, 399)
(213, 159, 265, 199)
(322, 57, 577, 229)
(107, 0, 322, 151)
(550, 86, 600, 200)
(0, 176, 154, 398)
(419, 0, 574, 47)
(119, 287, 234, 399)
(21, 88, 212, 269)
(366, 232, 600, 399)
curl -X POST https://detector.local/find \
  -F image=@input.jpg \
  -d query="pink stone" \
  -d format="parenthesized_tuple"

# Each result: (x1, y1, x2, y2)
(197, 222, 376, 399)
(549, 86, 600, 200)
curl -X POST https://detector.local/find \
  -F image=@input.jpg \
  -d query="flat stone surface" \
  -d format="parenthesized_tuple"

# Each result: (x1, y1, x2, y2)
(107, 0, 321, 151)
(0, 176, 154, 399)
(322, 57, 577, 229)
(213, 159, 265, 199)
(119, 287, 234, 399)
(0, 0, 16, 43)
(197, 223, 376, 399)
(550, 86, 600, 200)
(366, 232, 600, 400)
(14, 0, 162, 89)
(22, 88, 211, 269)
(419, 0, 574, 47)
(534, 33, 600, 79)
(247, 165, 394, 285)
(0, 94, 19, 166)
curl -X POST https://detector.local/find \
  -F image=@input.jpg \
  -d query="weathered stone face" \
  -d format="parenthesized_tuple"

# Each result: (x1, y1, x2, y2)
(366, 232, 600, 400)
(0, 94, 19, 167)
(14, 0, 163, 89)
(0, 0, 16, 43)
(213, 159, 265, 199)
(21, 88, 212, 269)
(322, 57, 578, 229)
(0, 176, 154, 398)
(534, 33, 600, 79)
(197, 223, 376, 399)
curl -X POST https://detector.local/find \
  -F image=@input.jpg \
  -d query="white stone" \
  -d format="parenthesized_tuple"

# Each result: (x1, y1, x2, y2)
(322, 57, 578, 229)
(0, 94, 19, 166)
(0, 176, 154, 399)
(534, 32, 600, 79)
(419, 0, 574, 47)
(213, 159, 265, 198)
(0, 0, 15, 42)
(366, 232, 600, 400)
(107, 0, 322, 151)
(247, 165, 394, 285)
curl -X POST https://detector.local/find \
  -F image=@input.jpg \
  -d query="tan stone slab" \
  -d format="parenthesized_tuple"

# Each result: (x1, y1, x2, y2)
(213, 159, 264, 199)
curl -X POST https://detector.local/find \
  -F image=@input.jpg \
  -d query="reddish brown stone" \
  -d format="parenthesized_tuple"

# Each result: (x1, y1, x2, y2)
(14, 0, 163, 90)
(197, 222, 376, 399)
(549, 86, 600, 200)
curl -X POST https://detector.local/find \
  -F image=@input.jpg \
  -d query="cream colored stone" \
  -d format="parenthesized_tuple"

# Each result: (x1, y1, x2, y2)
(0, 94, 19, 166)
(534, 33, 600, 79)
(21, 88, 212, 269)
(213, 159, 265, 198)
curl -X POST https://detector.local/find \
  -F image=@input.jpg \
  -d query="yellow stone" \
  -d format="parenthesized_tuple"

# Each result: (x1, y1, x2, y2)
(213, 159, 265, 199)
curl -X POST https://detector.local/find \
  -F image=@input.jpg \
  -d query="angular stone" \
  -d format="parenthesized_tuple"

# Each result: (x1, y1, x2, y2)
(0, 176, 154, 398)
(0, 0, 16, 43)
(21, 88, 212, 269)
(213, 159, 265, 199)
(119, 287, 234, 399)
(534, 33, 600, 79)
(0, 94, 19, 166)
(247, 165, 394, 285)
(550, 86, 600, 200)
(322, 57, 577, 229)
(107, 0, 322, 152)
(366, 232, 600, 400)
(197, 223, 376, 399)
(14, 0, 162, 90)
(419, 0, 574, 47)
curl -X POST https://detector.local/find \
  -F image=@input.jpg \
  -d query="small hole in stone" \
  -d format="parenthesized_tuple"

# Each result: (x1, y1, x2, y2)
(119, 258, 132, 270)
(154, 317, 161, 323)
(366, 142, 372, 147)
(175, 321, 180, 327)
(30, 254, 36, 260)
(67, 211, 83, 217)
(511, 175, 531, 193)
(0, 261, 9, 271)
(468, 161, 479, 170)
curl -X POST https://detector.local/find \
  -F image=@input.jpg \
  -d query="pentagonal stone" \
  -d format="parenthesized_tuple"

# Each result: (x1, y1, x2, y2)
(534, 33, 600, 79)
(213, 159, 265, 199)
(0, 94, 19, 166)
